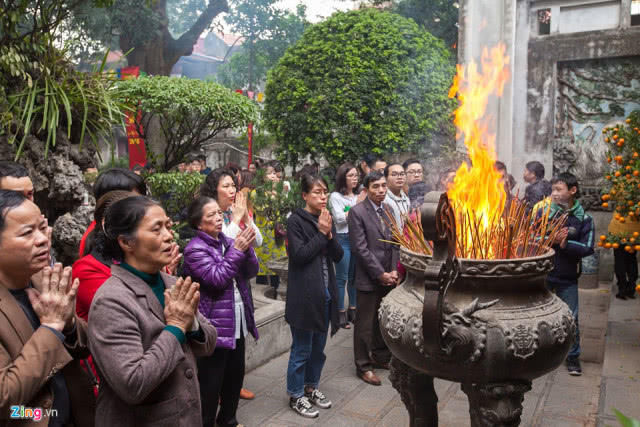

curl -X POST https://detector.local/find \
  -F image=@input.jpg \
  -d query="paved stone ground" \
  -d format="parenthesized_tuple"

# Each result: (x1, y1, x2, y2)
(237, 287, 639, 426)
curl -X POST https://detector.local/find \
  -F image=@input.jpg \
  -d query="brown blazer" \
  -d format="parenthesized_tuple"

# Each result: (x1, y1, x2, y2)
(0, 285, 95, 427)
(348, 198, 399, 292)
(88, 265, 216, 427)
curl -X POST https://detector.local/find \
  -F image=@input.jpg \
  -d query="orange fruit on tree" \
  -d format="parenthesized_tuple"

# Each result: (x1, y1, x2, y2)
(636, 284, 640, 293)
(634, 152, 639, 158)
(626, 119, 631, 124)
(613, 243, 620, 249)
(598, 242, 604, 247)
(615, 171, 621, 177)
(613, 134, 619, 140)
(607, 157, 612, 163)
(634, 171, 640, 177)
(634, 232, 639, 237)
(620, 217, 626, 223)
(626, 174, 632, 179)
(602, 202, 609, 208)
(629, 201, 635, 206)
(605, 242, 612, 248)
(620, 138, 625, 144)
(635, 245, 640, 251)
(600, 235, 607, 241)
(605, 137, 610, 143)
(632, 237, 637, 243)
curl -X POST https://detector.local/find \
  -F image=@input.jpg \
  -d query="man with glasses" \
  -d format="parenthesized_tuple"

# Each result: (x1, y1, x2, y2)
(403, 159, 424, 187)
(384, 163, 410, 228)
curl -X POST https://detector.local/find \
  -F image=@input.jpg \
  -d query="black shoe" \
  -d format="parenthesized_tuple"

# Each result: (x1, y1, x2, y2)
(615, 293, 628, 300)
(347, 307, 356, 323)
(566, 357, 582, 376)
(626, 292, 636, 299)
(338, 311, 351, 329)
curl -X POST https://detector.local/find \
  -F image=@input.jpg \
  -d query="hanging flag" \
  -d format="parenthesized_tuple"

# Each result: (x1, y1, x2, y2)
(257, 92, 265, 103)
(119, 66, 147, 169)
(247, 91, 255, 100)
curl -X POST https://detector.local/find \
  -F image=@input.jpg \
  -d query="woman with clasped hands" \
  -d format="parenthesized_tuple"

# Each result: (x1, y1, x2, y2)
(182, 196, 259, 427)
(87, 196, 217, 427)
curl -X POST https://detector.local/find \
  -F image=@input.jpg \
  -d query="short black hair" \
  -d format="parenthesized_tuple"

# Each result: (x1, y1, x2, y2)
(0, 161, 29, 180)
(187, 196, 216, 229)
(361, 154, 385, 169)
(383, 163, 403, 178)
(197, 154, 207, 162)
(300, 174, 328, 194)
(267, 160, 284, 173)
(363, 171, 385, 189)
(551, 172, 580, 198)
(525, 161, 545, 180)
(200, 168, 237, 200)
(102, 196, 160, 261)
(93, 168, 147, 200)
(0, 190, 28, 241)
(402, 159, 421, 170)
(494, 161, 507, 172)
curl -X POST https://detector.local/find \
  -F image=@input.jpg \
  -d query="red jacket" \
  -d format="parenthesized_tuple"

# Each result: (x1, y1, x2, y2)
(72, 254, 110, 321)
(78, 220, 96, 258)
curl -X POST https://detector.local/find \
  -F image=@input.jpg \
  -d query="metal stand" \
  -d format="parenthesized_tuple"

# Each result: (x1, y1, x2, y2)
(389, 357, 439, 427)
(461, 381, 532, 427)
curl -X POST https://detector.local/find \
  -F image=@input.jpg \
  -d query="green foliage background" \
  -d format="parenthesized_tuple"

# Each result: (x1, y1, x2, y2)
(263, 8, 455, 167)
(115, 76, 258, 171)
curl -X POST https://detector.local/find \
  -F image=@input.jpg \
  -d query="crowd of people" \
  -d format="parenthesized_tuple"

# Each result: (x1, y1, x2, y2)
(0, 154, 597, 425)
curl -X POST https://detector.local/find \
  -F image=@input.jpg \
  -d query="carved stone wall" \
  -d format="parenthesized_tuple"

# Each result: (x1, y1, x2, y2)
(553, 56, 640, 209)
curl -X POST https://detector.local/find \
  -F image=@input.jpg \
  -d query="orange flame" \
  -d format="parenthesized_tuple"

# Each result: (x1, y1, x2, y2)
(447, 43, 511, 258)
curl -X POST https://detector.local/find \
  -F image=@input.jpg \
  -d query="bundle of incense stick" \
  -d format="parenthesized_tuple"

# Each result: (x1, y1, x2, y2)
(453, 197, 567, 260)
(383, 209, 433, 255)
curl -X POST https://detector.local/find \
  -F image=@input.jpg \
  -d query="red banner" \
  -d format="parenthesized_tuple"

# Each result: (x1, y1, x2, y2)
(121, 66, 147, 169)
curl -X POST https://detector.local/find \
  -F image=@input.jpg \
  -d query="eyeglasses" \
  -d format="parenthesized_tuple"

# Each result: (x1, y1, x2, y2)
(390, 172, 406, 177)
(311, 190, 329, 196)
(406, 169, 423, 176)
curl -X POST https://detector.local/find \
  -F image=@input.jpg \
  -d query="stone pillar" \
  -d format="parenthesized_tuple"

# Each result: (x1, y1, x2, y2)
(458, 1, 535, 192)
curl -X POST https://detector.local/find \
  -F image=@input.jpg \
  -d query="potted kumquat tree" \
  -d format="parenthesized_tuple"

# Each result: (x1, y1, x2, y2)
(599, 111, 640, 267)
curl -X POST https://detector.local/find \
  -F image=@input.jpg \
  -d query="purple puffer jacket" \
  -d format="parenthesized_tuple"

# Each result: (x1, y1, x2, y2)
(182, 230, 259, 349)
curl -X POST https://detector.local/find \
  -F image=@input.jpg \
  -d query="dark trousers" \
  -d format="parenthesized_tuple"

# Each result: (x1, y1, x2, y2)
(614, 247, 638, 296)
(354, 288, 392, 373)
(198, 336, 245, 427)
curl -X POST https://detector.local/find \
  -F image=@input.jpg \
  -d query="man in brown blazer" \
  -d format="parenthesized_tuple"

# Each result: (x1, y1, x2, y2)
(348, 171, 399, 386)
(0, 190, 95, 426)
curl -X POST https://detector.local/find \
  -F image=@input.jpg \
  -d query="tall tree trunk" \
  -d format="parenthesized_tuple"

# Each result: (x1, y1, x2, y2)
(120, 0, 229, 75)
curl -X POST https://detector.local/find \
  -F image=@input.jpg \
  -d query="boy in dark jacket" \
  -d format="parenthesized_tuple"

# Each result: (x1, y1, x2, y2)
(544, 173, 595, 376)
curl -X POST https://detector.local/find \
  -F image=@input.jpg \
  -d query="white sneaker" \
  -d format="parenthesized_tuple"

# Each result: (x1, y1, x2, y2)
(289, 396, 319, 418)
(305, 389, 332, 409)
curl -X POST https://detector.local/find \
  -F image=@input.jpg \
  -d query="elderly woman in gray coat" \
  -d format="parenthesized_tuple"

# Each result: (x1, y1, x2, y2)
(88, 196, 217, 427)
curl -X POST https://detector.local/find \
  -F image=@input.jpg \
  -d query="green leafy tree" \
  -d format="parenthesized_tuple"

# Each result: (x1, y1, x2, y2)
(115, 76, 258, 171)
(264, 8, 455, 166)
(1, 0, 125, 157)
(364, 0, 459, 51)
(222, 1, 307, 90)
(70, 0, 228, 75)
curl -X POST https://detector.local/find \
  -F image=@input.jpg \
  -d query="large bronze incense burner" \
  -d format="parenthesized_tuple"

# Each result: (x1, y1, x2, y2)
(378, 192, 575, 426)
